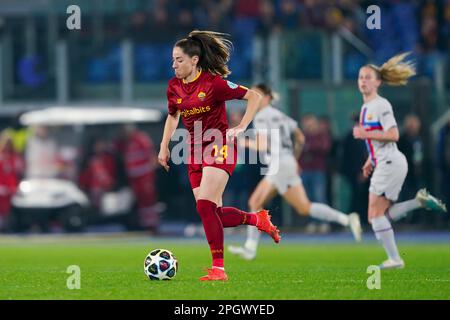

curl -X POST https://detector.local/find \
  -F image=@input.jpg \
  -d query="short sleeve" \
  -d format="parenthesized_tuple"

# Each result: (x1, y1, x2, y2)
(379, 100, 397, 131)
(166, 85, 178, 115)
(286, 116, 298, 133)
(212, 76, 248, 102)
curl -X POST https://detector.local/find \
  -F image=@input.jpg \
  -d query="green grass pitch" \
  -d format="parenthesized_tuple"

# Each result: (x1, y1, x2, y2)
(1, 237, 449, 300)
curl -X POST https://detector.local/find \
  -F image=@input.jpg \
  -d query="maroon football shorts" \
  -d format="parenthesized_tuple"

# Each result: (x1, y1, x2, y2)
(187, 140, 238, 189)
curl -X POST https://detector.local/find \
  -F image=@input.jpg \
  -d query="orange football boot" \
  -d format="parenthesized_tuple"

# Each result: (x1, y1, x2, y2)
(199, 268, 228, 281)
(256, 209, 281, 243)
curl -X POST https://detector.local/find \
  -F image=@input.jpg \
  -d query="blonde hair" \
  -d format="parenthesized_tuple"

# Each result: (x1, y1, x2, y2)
(366, 52, 416, 86)
(0, 130, 12, 150)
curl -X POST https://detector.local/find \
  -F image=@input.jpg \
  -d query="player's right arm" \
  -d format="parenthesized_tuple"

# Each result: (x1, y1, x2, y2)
(158, 111, 180, 172)
(159, 84, 181, 172)
(293, 127, 305, 160)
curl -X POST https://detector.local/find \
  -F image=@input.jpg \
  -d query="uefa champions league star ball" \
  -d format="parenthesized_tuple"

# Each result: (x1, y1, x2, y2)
(144, 249, 178, 280)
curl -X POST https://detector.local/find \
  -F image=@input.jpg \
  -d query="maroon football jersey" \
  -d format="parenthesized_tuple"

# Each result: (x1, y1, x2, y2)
(166, 70, 248, 145)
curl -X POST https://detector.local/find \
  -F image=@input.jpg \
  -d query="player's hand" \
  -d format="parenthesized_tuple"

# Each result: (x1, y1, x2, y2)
(227, 124, 246, 141)
(353, 126, 367, 140)
(357, 172, 366, 182)
(158, 146, 170, 172)
(362, 161, 373, 178)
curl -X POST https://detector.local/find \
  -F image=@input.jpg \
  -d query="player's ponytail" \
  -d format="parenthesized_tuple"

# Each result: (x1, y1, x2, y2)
(367, 52, 416, 86)
(175, 30, 232, 77)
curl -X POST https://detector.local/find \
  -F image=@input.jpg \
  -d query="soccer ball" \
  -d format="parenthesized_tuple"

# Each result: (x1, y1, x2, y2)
(144, 249, 178, 280)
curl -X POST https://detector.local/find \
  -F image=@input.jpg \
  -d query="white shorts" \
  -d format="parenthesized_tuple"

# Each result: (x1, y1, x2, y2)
(264, 156, 302, 194)
(369, 153, 408, 202)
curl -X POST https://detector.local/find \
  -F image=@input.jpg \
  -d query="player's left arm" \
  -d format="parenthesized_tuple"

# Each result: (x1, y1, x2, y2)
(227, 89, 262, 139)
(212, 77, 262, 139)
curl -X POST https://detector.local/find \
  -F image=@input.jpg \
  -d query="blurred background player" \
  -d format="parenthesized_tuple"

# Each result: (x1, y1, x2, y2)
(353, 52, 447, 269)
(397, 114, 426, 225)
(117, 124, 159, 231)
(158, 30, 279, 281)
(0, 132, 22, 231)
(340, 112, 370, 225)
(299, 113, 332, 234)
(437, 114, 450, 223)
(25, 125, 58, 179)
(398, 114, 425, 202)
(79, 136, 117, 209)
(229, 83, 362, 260)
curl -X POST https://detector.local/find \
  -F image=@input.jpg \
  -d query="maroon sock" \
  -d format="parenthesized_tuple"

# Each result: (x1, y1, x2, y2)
(217, 207, 258, 227)
(196, 199, 224, 268)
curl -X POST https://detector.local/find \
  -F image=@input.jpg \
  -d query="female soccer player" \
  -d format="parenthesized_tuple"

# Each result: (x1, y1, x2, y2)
(158, 30, 280, 281)
(229, 84, 362, 260)
(353, 53, 447, 269)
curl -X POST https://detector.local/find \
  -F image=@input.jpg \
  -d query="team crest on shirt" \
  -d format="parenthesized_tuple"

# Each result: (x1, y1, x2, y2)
(176, 98, 182, 104)
(367, 114, 373, 120)
(227, 81, 238, 89)
(197, 91, 206, 101)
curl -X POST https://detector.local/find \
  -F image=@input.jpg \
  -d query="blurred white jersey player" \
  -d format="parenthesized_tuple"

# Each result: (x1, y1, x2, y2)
(353, 53, 447, 269)
(228, 83, 362, 260)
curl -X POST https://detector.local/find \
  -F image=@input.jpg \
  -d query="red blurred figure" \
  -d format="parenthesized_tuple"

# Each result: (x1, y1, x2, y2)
(79, 138, 117, 208)
(0, 132, 23, 229)
(119, 124, 158, 230)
